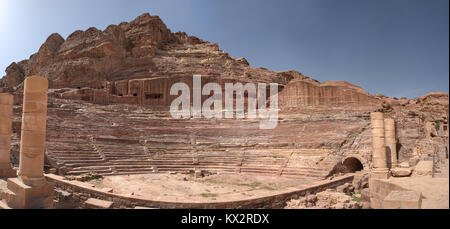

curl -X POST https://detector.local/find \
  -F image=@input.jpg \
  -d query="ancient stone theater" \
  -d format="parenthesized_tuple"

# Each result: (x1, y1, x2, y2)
(0, 13, 448, 209)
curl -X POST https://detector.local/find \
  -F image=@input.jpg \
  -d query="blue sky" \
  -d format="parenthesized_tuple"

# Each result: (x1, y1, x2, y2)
(0, 0, 448, 98)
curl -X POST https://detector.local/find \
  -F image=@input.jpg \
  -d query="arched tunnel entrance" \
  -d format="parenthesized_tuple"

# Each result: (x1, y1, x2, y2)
(342, 157, 364, 173)
(326, 156, 365, 177)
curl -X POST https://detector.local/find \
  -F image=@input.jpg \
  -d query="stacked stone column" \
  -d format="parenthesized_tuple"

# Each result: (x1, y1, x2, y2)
(17, 76, 49, 185)
(384, 118, 398, 169)
(370, 112, 390, 179)
(2, 76, 54, 209)
(0, 93, 17, 177)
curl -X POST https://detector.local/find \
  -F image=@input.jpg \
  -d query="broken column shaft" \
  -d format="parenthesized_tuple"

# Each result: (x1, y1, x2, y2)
(370, 112, 390, 179)
(384, 118, 398, 169)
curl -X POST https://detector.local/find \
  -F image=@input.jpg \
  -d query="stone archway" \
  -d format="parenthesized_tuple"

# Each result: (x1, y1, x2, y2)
(342, 156, 365, 173)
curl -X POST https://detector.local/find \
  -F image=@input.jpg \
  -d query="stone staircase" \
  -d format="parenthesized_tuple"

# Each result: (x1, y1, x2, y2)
(46, 136, 331, 179)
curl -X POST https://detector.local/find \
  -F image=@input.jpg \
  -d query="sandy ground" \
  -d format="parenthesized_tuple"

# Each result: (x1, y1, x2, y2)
(88, 173, 318, 202)
(390, 176, 449, 209)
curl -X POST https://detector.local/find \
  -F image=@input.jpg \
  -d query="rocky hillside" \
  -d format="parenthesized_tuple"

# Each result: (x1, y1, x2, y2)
(1, 13, 448, 177)
(1, 13, 380, 108)
(1, 13, 290, 89)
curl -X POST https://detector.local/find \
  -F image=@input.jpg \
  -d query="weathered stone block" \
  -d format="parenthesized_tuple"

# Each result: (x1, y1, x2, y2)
(382, 190, 422, 209)
(360, 188, 370, 202)
(391, 167, 412, 177)
(368, 177, 407, 209)
(4, 177, 54, 209)
(84, 198, 113, 209)
(0, 168, 17, 178)
(413, 161, 433, 177)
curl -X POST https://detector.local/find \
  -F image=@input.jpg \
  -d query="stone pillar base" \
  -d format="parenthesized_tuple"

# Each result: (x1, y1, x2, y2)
(1, 177, 53, 209)
(0, 167, 17, 178)
(370, 169, 390, 179)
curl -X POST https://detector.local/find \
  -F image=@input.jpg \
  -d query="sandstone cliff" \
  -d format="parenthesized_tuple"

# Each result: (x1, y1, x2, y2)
(1, 13, 382, 110)
(1, 13, 448, 178)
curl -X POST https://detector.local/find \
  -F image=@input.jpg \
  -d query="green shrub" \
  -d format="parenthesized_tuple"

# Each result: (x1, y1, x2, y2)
(200, 193, 218, 198)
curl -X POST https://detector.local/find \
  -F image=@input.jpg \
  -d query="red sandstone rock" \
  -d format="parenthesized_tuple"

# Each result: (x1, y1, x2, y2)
(0, 13, 448, 180)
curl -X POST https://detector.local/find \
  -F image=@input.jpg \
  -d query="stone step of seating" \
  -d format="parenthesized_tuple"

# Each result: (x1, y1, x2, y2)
(242, 156, 287, 159)
(66, 168, 113, 175)
(101, 148, 145, 151)
(281, 173, 326, 178)
(63, 161, 109, 168)
(106, 161, 241, 168)
(240, 166, 281, 172)
(102, 152, 149, 155)
(242, 161, 286, 165)
(199, 157, 244, 161)
(153, 158, 240, 163)
(109, 171, 156, 175)
(55, 156, 329, 173)
(48, 149, 96, 154)
(99, 148, 144, 153)
(283, 167, 329, 171)
(116, 169, 237, 175)
(153, 157, 196, 160)
(198, 154, 245, 158)
(280, 169, 328, 178)
(198, 162, 242, 166)
(57, 158, 106, 163)
(107, 160, 154, 164)
(48, 152, 100, 157)
(54, 158, 104, 163)
(144, 165, 235, 170)
(281, 170, 327, 176)
(69, 165, 114, 170)
(48, 152, 97, 156)
(47, 145, 95, 150)
(104, 155, 151, 160)
(50, 155, 103, 160)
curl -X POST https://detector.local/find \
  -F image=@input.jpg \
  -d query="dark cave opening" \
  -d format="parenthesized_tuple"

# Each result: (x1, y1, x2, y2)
(342, 157, 364, 173)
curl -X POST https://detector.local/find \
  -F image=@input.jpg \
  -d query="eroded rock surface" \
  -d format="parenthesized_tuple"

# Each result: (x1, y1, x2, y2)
(1, 13, 448, 180)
